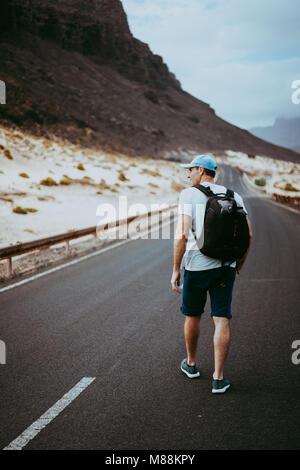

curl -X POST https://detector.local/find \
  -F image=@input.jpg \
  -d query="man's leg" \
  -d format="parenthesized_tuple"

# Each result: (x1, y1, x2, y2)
(212, 316, 230, 380)
(184, 315, 201, 366)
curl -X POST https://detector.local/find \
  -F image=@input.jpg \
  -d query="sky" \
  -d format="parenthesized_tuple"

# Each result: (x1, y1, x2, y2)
(121, 0, 300, 130)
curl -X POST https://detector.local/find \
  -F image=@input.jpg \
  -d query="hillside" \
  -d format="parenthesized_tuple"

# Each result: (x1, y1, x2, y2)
(0, 0, 299, 163)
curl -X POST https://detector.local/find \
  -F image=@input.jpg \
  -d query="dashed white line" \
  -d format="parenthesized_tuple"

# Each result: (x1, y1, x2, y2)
(3, 377, 96, 450)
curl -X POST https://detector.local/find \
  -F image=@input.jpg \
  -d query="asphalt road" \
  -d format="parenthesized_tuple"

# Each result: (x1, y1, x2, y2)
(0, 165, 300, 450)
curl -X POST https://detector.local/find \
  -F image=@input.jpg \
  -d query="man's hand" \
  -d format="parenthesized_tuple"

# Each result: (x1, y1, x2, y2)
(171, 213, 190, 294)
(171, 270, 182, 293)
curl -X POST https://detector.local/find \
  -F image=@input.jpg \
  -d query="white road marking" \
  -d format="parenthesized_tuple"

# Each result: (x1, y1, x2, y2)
(0, 216, 177, 294)
(0, 238, 132, 294)
(3, 377, 96, 450)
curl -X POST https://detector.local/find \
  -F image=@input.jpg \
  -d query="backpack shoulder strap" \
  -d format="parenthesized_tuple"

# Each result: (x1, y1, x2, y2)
(226, 188, 234, 198)
(193, 184, 215, 198)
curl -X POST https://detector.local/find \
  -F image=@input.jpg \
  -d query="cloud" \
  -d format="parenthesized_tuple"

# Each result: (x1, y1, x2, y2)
(122, 0, 300, 128)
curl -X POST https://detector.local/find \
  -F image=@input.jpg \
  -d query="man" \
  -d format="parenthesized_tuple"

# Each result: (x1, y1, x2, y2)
(171, 155, 253, 394)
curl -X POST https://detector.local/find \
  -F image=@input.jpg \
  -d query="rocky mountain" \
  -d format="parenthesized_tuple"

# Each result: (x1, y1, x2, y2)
(0, 0, 299, 162)
(249, 117, 300, 153)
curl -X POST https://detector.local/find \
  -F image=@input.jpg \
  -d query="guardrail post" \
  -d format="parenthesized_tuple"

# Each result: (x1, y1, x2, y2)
(66, 240, 70, 256)
(7, 257, 12, 277)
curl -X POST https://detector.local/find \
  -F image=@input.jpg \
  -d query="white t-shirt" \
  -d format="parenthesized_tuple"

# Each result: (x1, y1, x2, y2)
(178, 182, 248, 271)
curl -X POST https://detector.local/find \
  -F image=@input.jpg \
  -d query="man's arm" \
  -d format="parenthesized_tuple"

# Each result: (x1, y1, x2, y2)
(236, 215, 253, 274)
(171, 213, 192, 293)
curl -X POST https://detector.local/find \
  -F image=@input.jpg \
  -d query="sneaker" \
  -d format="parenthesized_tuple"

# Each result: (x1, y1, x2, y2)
(180, 358, 200, 378)
(212, 378, 230, 394)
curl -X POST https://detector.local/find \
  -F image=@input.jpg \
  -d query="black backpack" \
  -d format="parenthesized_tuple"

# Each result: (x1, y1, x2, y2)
(192, 184, 250, 264)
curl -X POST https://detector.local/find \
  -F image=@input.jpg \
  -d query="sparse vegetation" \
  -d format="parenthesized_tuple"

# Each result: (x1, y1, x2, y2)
(254, 177, 266, 187)
(13, 206, 38, 214)
(118, 172, 130, 182)
(40, 177, 58, 186)
(3, 149, 13, 160)
(19, 172, 30, 178)
(60, 178, 72, 185)
(148, 182, 159, 188)
(284, 183, 299, 192)
(98, 178, 111, 190)
(140, 168, 161, 177)
(77, 163, 85, 171)
(13, 206, 27, 214)
(171, 180, 186, 192)
(0, 196, 13, 203)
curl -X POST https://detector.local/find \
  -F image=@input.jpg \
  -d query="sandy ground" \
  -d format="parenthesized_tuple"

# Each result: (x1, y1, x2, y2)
(0, 126, 189, 249)
(1, 126, 299, 280)
(217, 150, 300, 197)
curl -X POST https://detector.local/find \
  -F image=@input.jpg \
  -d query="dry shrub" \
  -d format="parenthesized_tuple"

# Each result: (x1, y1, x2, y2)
(13, 206, 38, 214)
(140, 168, 161, 177)
(148, 182, 159, 188)
(77, 163, 85, 171)
(3, 149, 13, 160)
(60, 179, 72, 185)
(19, 172, 30, 178)
(118, 172, 130, 182)
(284, 183, 298, 192)
(171, 180, 186, 192)
(99, 179, 111, 190)
(40, 177, 58, 186)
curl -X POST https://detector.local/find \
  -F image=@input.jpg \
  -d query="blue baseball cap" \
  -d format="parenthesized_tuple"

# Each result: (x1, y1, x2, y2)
(180, 154, 217, 171)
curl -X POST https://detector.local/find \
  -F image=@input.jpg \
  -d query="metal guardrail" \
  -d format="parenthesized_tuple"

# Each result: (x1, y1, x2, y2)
(0, 203, 178, 277)
(272, 193, 300, 208)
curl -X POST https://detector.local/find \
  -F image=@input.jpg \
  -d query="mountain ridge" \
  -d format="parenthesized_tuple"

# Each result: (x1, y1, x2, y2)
(0, 0, 299, 162)
(249, 117, 300, 153)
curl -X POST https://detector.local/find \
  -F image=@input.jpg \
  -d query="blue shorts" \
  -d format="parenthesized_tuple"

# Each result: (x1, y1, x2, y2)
(181, 267, 236, 319)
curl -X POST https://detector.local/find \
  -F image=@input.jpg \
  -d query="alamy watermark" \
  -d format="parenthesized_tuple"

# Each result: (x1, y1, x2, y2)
(0, 80, 6, 104)
(291, 80, 300, 104)
(95, 197, 205, 245)
(0, 340, 6, 364)
(291, 340, 300, 365)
